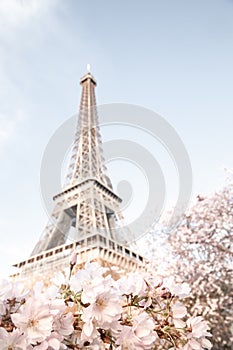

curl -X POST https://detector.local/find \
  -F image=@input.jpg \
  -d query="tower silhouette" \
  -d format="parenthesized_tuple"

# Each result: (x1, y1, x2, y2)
(14, 68, 145, 283)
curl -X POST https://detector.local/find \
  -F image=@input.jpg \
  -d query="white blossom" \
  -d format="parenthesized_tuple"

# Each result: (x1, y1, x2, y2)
(0, 327, 28, 350)
(11, 297, 53, 344)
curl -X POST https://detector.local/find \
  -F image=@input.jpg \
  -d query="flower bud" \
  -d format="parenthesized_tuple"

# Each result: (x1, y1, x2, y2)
(70, 251, 77, 266)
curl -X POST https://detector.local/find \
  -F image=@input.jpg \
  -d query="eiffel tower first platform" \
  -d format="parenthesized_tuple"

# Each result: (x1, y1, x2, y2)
(13, 67, 146, 284)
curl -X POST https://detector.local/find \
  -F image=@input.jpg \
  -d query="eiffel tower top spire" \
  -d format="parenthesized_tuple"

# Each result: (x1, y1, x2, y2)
(64, 66, 113, 190)
(80, 64, 96, 85)
(86, 63, 91, 73)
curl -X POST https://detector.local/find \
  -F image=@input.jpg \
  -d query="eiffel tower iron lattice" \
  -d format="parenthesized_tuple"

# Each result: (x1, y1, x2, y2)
(13, 68, 146, 283)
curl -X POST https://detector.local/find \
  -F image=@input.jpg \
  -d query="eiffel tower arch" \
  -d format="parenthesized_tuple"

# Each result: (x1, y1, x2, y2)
(13, 68, 146, 284)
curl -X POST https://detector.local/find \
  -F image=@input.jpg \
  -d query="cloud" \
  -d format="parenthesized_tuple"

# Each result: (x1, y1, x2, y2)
(0, 1, 53, 144)
(0, 0, 58, 27)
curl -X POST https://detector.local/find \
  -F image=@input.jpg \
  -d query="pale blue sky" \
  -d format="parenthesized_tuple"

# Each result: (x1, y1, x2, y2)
(0, 0, 233, 277)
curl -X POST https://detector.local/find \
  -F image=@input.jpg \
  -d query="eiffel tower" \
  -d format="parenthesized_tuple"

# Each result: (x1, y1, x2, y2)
(13, 67, 145, 283)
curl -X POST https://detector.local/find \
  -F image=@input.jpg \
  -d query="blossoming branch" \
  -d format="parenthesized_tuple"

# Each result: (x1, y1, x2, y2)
(0, 261, 212, 349)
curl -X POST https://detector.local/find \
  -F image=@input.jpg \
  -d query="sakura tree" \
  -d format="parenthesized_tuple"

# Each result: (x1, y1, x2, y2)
(160, 177, 233, 350)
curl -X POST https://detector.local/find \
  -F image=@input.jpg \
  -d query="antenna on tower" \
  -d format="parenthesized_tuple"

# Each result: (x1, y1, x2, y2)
(87, 63, 91, 73)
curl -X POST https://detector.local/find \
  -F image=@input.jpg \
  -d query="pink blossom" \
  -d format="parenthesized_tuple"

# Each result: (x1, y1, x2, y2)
(116, 273, 147, 296)
(33, 332, 66, 350)
(52, 269, 70, 287)
(0, 327, 28, 350)
(81, 317, 99, 343)
(115, 325, 144, 350)
(164, 277, 191, 298)
(132, 312, 157, 348)
(187, 316, 211, 338)
(172, 302, 187, 328)
(182, 337, 212, 350)
(53, 311, 74, 336)
(70, 262, 110, 304)
(183, 338, 203, 350)
(199, 337, 212, 349)
(82, 289, 122, 328)
(11, 297, 53, 345)
(0, 279, 27, 316)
